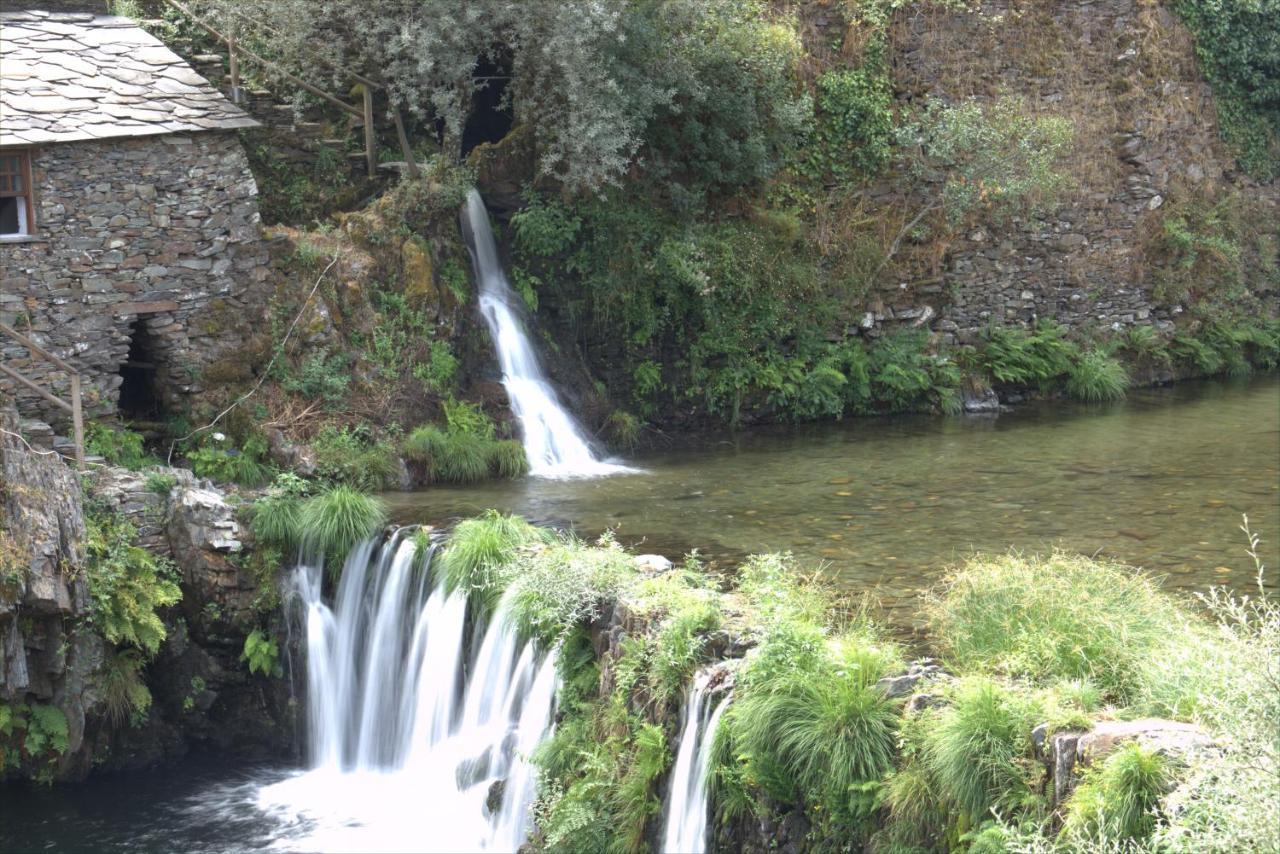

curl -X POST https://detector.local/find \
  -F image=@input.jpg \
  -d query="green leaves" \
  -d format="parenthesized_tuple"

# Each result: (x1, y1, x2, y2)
(84, 505, 182, 657)
(242, 628, 282, 678)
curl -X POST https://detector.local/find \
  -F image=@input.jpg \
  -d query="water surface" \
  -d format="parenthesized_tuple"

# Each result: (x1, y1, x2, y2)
(387, 377, 1280, 613)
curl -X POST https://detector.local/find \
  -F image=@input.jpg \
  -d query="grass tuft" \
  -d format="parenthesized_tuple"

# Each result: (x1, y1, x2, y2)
(1067, 349, 1129, 402)
(1063, 741, 1171, 844)
(298, 486, 388, 573)
(924, 552, 1194, 705)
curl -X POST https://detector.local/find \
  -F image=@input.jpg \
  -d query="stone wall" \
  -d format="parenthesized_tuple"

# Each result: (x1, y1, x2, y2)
(855, 0, 1279, 343)
(0, 130, 268, 424)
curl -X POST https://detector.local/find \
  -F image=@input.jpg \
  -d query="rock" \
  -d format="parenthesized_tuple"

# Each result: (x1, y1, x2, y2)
(877, 658, 950, 699)
(633, 554, 673, 575)
(266, 427, 316, 477)
(1038, 718, 1213, 805)
(486, 779, 506, 814)
(963, 387, 1001, 414)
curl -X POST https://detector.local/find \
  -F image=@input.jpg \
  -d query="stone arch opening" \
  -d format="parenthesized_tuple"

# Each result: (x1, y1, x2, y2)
(461, 56, 513, 157)
(117, 317, 164, 421)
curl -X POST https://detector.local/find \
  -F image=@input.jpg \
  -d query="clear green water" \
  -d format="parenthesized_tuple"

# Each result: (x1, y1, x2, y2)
(387, 376, 1280, 616)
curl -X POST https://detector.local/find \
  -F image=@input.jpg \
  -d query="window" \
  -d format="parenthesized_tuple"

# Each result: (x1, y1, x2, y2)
(0, 151, 35, 237)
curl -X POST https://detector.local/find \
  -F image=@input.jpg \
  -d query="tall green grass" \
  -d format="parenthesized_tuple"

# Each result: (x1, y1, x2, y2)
(298, 486, 388, 572)
(403, 425, 529, 483)
(924, 552, 1195, 704)
(1062, 742, 1171, 844)
(1066, 349, 1129, 402)
(920, 676, 1039, 826)
(438, 511, 550, 605)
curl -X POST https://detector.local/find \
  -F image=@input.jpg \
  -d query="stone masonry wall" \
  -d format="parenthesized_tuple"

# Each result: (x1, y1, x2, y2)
(856, 0, 1279, 343)
(0, 130, 268, 424)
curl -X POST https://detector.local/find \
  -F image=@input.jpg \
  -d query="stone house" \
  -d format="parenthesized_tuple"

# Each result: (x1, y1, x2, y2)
(0, 9, 268, 428)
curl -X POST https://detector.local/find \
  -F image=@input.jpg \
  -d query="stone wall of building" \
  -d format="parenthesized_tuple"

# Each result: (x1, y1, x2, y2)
(0, 130, 268, 425)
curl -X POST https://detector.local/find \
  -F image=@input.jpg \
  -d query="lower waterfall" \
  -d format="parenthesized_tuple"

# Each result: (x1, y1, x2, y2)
(256, 532, 558, 853)
(661, 671, 731, 854)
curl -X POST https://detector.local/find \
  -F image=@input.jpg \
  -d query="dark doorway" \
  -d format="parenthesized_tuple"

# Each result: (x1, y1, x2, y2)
(117, 319, 163, 420)
(460, 56, 513, 157)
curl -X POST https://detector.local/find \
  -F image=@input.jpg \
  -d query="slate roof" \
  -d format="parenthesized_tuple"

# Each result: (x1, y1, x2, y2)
(0, 10, 258, 147)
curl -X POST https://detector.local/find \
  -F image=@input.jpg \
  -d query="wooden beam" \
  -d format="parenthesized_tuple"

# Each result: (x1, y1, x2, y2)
(70, 373, 83, 469)
(392, 108, 421, 180)
(0, 363, 72, 413)
(362, 86, 377, 179)
(0, 322, 76, 374)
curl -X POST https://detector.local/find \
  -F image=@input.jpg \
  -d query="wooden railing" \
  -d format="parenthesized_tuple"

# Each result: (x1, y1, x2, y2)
(162, 0, 420, 179)
(0, 323, 84, 468)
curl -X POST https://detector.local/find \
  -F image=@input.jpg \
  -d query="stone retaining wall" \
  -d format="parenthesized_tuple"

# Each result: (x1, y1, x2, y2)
(0, 131, 268, 424)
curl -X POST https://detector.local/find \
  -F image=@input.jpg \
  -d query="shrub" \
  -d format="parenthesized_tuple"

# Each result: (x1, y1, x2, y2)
(403, 424, 528, 483)
(86, 423, 153, 470)
(1066, 349, 1129, 402)
(733, 659, 899, 822)
(311, 425, 398, 491)
(504, 535, 636, 647)
(977, 321, 1080, 388)
(434, 432, 491, 484)
(489, 439, 530, 479)
(298, 486, 387, 572)
(84, 503, 182, 656)
(1062, 742, 1171, 844)
(144, 472, 178, 495)
(187, 434, 273, 487)
(808, 65, 895, 180)
(925, 552, 1195, 705)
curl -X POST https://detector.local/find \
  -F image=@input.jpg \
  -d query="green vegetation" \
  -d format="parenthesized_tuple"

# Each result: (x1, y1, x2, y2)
(86, 423, 154, 470)
(186, 434, 274, 488)
(84, 502, 182, 657)
(402, 402, 529, 484)
(241, 628, 283, 678)
(101, 648, 151, 728)
(924, 552, 1193, 705)
(1172, 0, 1280, 181)
(0, 702, 69, 782)
(1062, 742, 1171, 845)
(311, 426, 398, 491)
(297, 486, 388, 572)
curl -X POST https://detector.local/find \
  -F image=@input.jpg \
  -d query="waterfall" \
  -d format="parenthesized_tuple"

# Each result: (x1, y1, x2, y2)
(461, 189, 633, 479)
(661, 671, 731, 854)
(257, 532, 558, 853)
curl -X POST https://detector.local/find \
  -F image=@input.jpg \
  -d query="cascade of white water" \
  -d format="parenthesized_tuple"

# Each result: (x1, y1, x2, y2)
(661, 671, 731, 854)
(461, 189, 633, 479)
(257, 532, 558, 853)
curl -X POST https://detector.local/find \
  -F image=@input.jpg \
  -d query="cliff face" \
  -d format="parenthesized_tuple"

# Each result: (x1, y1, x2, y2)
(0, 408, 295, 782)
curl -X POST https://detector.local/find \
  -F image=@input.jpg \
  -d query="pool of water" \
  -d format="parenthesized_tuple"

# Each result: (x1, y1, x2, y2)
(386, 376, 1280, 614)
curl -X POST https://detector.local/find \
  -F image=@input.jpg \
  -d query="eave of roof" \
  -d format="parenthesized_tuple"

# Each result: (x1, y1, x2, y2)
(0, 10, 258, 147)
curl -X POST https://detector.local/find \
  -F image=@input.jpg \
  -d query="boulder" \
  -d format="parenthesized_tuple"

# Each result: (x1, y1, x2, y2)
(1035, 718, 1213, 805)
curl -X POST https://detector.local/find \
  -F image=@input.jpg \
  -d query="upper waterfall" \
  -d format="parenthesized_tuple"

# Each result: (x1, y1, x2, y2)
(461, 189, 633, 479)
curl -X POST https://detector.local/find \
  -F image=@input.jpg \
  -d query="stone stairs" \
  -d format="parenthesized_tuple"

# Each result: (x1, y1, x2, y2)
(15, 417, 103, 466)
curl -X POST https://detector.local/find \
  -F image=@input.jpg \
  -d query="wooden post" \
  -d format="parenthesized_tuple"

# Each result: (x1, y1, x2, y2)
(70, 373, 83, 469)
(362, 86, 376, 179)
(392, 109, 421, 180)
(228, 27, 242, 103)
